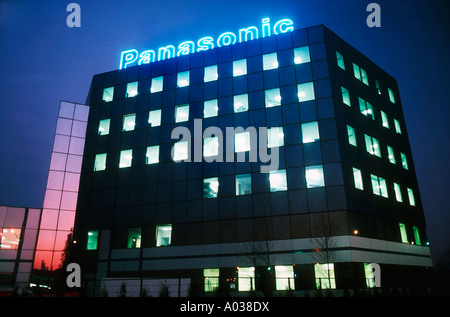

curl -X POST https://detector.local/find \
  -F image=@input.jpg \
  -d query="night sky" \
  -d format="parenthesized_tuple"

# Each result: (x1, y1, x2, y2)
(0, 0, 449, 265)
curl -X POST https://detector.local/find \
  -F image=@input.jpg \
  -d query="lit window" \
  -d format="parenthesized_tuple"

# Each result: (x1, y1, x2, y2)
(370, 174, 388, 198)
(235, 131, 251, 152)
(204, 65, 218, 82)
(336, 52, 345, 70)
(275, 265, 295, 291)
(127, 228, 141, 248)
(203, 177, 219, 198)
(375, 79, 382, 95)
(399, 223, 408, 243)
(94, 153, 106, 171)
(119, 149, 133, 168)
(394, 119, 402, 134)
(263, 53, 278, 70)
(146, 145, 159, 164)
(267, 126, 284, 148)
(353, 167, 364, 190)
(301, 121, 320, 143)
(204, 269, 220, 293)
(102, 87, 114, 102)
(347, 125, 357, 147)
(177, 71, 190, 87)
(413, 226, 421, 245)
(388, 88, 396, 103)
(269, 169, 287, 192)
(400, 152, 408, 170)
(204, 99, 218, 118)
(315, 263, 336, 289)
(265, 88, 281, 108)
(394, 183, 403, 202)
(234, 94, 249, 113)
(203, 136, 219, 157)
(86, 230, 98, 250)
(305, 165, 325, 188)
(0, 228, 21, 250)
(364, 134, 381, 157)
(387, 146, 396, 164)
(156, 225, 172, 247)
(238, 267, 255, 291)
(359, 97, 374, 120)
(364, 263, 376, 288)
(341, 86, 351, 107)
(297, 82, 315, 102)
(98, 119, 110, 135)
(126, 81, 138, 98)
(175, 104, 189, 123)
(407, 188, 416, 206)
(148, 109, 161, 127)
(235, 174, 252, 196)
(353, 63, 369, 85)
(233, 59, 247, 77)
(122, 114, 136, 131)
(150, 76, 164, 93)
(294, 46, 310, 64)
(381, 111, 389, 129)
(173, 141, 189, 162)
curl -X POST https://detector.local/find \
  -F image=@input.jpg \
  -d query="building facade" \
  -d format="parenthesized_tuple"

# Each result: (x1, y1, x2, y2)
(71, 25, 431, 296)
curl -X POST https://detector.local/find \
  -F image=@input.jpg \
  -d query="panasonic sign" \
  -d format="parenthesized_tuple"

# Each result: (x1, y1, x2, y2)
(119, 17, 294, 69)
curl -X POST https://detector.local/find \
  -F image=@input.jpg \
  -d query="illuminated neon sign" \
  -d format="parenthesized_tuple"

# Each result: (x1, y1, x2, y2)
(119, 17, 294, 69)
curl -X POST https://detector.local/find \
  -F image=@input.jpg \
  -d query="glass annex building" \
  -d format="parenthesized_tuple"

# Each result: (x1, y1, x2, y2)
(71, 25, 431, 296)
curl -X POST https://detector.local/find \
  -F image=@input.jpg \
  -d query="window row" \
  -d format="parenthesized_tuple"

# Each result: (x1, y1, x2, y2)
(352, 167, 416, 206)
(102, 47, 311, 102)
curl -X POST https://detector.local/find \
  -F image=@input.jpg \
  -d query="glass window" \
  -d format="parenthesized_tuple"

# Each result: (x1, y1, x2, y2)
(234, 94, 249, 113)
(235, 174, 252, 196)
(94, 153, 106, 171)
(0, 228, 21, 250)
(387, 146, 396, 164)
(102, 87, 114, 102)
(156, 225, 172, 247)
(359, 97, 374, 120)
(381, 111, 389, 128)
(151, 76, 164, 93)
(177, 71, 190, 87)
(336, 52, 345, 70)
(148, 109, 161, 127)
(399, 223, 408, 243)
(305, 165, 325, 188)
(233, 59, 247, 77)
(364, 263, 376, 288)
(275, 265, 295, 291)
(407, 188, 416, 206)
(364, 134, 381, 157)
(394, 119, 402, 134)
(146, 145, 159, 164)
(235, 131, 251, 152)
(341, 86, 351, 107)
(265, 88, 282, 108)
(263, 53, 278, 70)
(267, 126, 284, 148)
(126, 81, 138, 98)
(86, 230, 98, 250)
(238, 267, 255, 292)
(347, 125, 357, 147)
(353, 167, 364, 190)
(388, 88, 396, 103)
(122, 114, 136, 131)
(413, 226, 421, 245)
(175, 104, 189, 123)
(394, 183, 403, 202)
(203, 136, 219, 157)
(294, 46, 310, 64)
(400, 152, 408, 170)
(204, 99, 218, 118)
(203, 177, 219, 198)
(353, 63, 369, 85)
(173, 141, 189, 161)
(204, 269, 220, 293)
(371, 174, 388, 198)
(269, 169, 287, 192)
(314, 263, 336, 289)
(301, 121, 320, 143)
(375, 79, 382, 95)
(204, 65, 218, 82)
(98, 119, 110, 135)
(119, 149, 133, 168)
(127, 228, 141, 248)
(297, 82, 315, 102)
